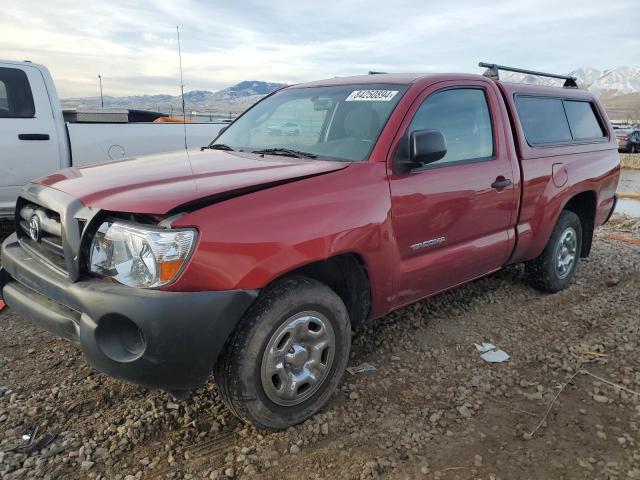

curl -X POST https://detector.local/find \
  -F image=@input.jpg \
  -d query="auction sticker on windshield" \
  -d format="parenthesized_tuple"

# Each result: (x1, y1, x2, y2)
(346, 90, 399, 101)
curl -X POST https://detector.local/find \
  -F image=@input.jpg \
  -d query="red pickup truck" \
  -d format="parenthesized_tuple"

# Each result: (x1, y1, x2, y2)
(0, 63, 620, 429)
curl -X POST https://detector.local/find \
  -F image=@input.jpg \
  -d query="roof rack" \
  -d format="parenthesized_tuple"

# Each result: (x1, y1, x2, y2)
(478, 62, 578, 89)
(368, 71, 388, 75)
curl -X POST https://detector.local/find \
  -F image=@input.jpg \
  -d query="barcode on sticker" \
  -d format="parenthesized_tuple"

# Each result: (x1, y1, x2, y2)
(345, 90, 399, 102)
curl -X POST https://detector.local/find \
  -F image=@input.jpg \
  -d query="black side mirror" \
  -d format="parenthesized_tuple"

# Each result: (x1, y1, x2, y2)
(395, 129, 447, 173)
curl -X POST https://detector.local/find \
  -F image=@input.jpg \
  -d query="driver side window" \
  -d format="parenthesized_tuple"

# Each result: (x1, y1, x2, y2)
(409, 88, 494, 166)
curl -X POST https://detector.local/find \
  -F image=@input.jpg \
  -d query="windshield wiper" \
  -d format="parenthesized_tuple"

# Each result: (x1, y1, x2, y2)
(202, 143, 234, 151)
(251, 148, 317, 159)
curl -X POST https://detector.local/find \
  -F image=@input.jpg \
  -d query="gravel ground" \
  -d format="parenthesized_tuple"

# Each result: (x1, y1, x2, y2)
(621, 153, 640, 171)
(1, 229, 639, 479)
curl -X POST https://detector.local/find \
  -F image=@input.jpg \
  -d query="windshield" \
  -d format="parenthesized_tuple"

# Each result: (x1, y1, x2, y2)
(213, 83, 408, 162)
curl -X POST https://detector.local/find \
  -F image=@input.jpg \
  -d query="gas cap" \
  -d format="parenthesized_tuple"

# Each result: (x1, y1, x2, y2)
(108, 144, 126, 160)
(552, 162, 568, 188)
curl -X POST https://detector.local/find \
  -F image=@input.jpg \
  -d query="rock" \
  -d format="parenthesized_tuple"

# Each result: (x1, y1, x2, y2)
(474, 454, 483, 467)
(617, 437, 627, 446)
(628, 468, 640, 479)
(349, 392, 359, 401)
(605, 278, 620, 287)
(166, 402, 180, 410)
(224, 467, 235, 478)
(81, 461, 95, 470)
(321, 423, 329, 435)
(593, 394, 609, 404)
(458, 405, 472, 419)
(365, 460, 379, 471)
(577, 458, 593, 471)
(290, 445, 300, 454)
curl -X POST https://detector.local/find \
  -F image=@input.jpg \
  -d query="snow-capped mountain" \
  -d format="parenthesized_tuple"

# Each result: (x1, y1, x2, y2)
(499, 66, 640, 97)
(571, 66, 640, 96)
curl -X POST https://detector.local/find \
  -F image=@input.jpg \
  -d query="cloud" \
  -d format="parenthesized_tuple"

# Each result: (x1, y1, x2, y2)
(0, 0, 636, 97)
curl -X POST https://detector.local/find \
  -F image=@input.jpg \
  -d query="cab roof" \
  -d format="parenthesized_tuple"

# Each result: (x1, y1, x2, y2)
(288, 72, 596, 100)
(288, 73, 489, 88)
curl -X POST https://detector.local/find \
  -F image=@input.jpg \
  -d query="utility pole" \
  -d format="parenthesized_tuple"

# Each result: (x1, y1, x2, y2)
(98, 75, 104, 109)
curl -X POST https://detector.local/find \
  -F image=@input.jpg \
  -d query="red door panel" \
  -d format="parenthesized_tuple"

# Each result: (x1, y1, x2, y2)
(387, 80, 519, 307)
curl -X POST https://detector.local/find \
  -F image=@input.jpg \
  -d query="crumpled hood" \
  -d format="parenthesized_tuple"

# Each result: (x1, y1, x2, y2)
(35, 149, 349, 214)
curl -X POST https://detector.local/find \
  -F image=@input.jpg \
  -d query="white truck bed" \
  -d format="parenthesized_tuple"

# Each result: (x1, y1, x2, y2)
(0, 59, 228, 216)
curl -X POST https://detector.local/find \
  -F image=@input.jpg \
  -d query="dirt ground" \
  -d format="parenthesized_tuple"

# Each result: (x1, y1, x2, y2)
(1, 218, 639, 480)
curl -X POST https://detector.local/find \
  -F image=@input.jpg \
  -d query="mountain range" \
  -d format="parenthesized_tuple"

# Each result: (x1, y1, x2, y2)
(60, 80, 288, 115)
(500, 66, 640, 94)
(61, 66, 640, 121)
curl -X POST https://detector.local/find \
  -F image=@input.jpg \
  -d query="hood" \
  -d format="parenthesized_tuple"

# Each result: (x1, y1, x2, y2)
(36, 149, 349, 214)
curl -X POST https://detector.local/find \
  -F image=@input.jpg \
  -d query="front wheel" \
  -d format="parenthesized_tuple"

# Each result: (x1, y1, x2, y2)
(214, 276, 351, 429)
(525, 210, 583, 293)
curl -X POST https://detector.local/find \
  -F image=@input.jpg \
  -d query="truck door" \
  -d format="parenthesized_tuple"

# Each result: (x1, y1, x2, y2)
(388, 81, 518, 306)
(0, 65, 61, 212)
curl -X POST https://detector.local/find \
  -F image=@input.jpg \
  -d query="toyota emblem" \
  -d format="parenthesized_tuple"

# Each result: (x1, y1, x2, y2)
(29, 215, 42, 242)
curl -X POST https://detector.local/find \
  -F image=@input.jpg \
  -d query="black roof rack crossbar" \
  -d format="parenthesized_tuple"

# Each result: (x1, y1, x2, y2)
(478, 62, 578, 88)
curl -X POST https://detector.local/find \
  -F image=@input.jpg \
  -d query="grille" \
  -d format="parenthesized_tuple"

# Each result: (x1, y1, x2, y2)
(17, 201, 68, 274)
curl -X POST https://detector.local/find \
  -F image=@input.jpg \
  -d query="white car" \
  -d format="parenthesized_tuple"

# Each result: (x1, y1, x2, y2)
(0, 59, 227, 217)
(267, 121, 301, 136)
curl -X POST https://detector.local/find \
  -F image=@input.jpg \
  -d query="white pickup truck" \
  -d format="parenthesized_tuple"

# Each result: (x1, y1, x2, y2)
(0, 59, 227, 217)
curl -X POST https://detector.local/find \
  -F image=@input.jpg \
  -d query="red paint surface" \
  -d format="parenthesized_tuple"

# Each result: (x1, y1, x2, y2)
(34, 73, 620, 319)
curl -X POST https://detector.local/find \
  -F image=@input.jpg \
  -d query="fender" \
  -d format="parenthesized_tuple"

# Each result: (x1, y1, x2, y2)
(169, 162, 395, 318)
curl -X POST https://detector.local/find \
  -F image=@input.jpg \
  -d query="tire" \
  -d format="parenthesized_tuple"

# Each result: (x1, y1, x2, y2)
(525, 210, 582, 293)
(632, 144, 639, 154)
(214, 276, 351, 430)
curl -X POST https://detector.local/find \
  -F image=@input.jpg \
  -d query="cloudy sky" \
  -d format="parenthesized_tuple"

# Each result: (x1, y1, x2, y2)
(1, 0, 637, 98)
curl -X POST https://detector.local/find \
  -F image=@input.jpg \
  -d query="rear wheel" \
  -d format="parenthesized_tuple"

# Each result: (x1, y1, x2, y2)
(526, 210, 582, 293)
(214, 276, 351, 429)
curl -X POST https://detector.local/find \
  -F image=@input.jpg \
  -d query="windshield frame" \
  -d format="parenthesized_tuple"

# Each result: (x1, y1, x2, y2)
(209, 82, 410, 163)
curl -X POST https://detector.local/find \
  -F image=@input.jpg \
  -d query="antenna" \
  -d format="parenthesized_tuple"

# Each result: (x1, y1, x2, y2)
(177, 26, 188, 149)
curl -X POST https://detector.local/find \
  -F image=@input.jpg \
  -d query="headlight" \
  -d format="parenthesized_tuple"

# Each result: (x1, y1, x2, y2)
(88, 221, 196, 288)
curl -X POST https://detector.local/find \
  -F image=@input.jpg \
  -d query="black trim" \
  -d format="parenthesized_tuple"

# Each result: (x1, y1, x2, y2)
(1, 233, 258, 391)
(602, 194, 618, 225)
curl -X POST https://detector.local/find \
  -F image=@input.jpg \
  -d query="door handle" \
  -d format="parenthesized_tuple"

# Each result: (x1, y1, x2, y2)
(491, 177, 512, 189)
(18, 134, 50, 141)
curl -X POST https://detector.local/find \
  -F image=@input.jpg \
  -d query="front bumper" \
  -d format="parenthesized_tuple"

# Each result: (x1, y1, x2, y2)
(0, 233, 258, 391)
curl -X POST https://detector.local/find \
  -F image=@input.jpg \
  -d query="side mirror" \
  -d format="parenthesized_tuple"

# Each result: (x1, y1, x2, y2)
(410, 129, 447, 165)
(395, 130, 447, 173)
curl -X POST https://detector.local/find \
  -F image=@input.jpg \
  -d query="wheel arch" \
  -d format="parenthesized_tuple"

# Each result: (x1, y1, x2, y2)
(561, 190, 597, 258)
(264, 252, 372, 331)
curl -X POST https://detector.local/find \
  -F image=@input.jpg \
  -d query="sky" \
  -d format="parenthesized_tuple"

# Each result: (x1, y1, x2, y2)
(1, 0, 638, 98)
